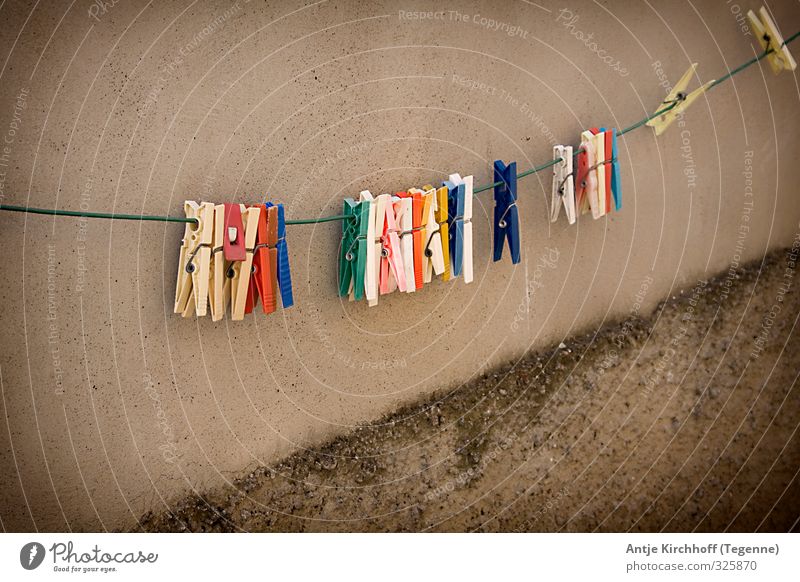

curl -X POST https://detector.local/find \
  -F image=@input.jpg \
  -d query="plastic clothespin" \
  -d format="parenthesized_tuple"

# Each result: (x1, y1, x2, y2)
(645, 64, 715, 136)
(550, 146, 576, 225)
(443, 179, 464, 278)
(397, 190, 424, 290)
(266, 202, 293, 309)
(229, 205, 260, 321)
(357, 191, 378, 304)
(338, 197, 369, 301)
(367, 192, 386, 307)
(223, 202, 246, 261)
(209, 204, 231, 321)
(378, 193, 407, 295)
(433, 185, 451, 281)
(577, 131, 600, 217)
(610, 129, 622, 211)
(421, 184, 446, 283)
(393, 194, 416, 293)
(597, 128, 614, 213)
(174, 201, 214, 317)
(448, 174, 473, 283)
(748, 6, 797, 74)
(492, 161, 521, 265)
(244, 204, 274, 315)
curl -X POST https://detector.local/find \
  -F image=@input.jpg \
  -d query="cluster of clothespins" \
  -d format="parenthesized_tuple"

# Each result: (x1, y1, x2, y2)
(174, 202, 293, 320)
(166, 6, 796, 319)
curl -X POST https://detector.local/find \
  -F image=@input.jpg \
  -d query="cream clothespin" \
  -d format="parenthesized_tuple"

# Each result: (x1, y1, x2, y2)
(230, 205, 261, 321)
(359, 190, 378, 304)
(592, 133, 607, 219)
(394, 195, 416, 293)
(748, 6, 797, 74)
(369, 192, 385, 306)
(448, 173, 474, 284)
(551, 146, 576, 225)
(174, 201, 214, 318)
(645, 64, 714, 136)
(209, 204, 231, 321)
(421, 185, 445, 282)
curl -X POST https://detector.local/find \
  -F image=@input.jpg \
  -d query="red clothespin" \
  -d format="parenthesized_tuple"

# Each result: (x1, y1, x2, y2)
(263, 204, 279, 314)
(245, 204, 274, 315)
(223, 202, 246, 261)
(591, 128, 614, 213)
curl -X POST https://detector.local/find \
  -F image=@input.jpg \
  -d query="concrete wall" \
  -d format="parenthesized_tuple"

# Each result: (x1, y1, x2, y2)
(1, 0, 798, 531)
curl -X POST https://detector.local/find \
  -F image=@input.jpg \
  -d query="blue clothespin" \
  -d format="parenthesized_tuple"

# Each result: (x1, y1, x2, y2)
(266, 201, 294, 308)
(493, 160, 520, 264)
(611, 128, 621, 211)
(444, 179, 465, 278)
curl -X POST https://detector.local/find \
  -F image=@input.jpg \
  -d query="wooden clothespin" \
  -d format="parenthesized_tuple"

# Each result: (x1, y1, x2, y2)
(492, 161, 521, 265)
(551, 146, 576, 225)
(448, 174, 474, 284)
(229, 205, 261, 321)
(174, 201, 214, 317)
(393, 194, 417, 294)
(208, 204, 231, 321)
(377, 193, 407, 295)
(646, 64, 715, 136)
(748, 6, 796, 74)
(589, 128, 608, 219)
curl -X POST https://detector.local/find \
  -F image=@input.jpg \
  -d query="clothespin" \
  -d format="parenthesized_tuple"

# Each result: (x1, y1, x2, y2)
(397, 190, 424, 290)
(550, 146, 576, 225)
(223, 202, 246, 261)
(393, 194, 416, 293)
(244, 204, 274, 315)
(447, 174, 473, 283)
(338, 197, 369, 301)
(229, 205, 260, 320)
(421, 184, 446, 283)
(263, 204, 279, 313)
(492, 161, 521, 265)
(589, 128, 608, 218)
(645, 64, 714, 136)
(610, 128, 621, 211)
(367, 192, 386, 307)
(266, 202, 294, 309)
(748, 6, 797, 74)
(443, 179, 464, 278)
(378, 193, 407, 295)
(595, 128, 613, 213)
(576, 131, 600, 217)
(433, 185, 451, 281)
(358, 190, 378, 305)
(174, 201, 214, 317)
(209, 204, 231, 321)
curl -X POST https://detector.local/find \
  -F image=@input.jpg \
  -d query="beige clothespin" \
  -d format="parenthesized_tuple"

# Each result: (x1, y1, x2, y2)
(174, 201, 214, 317)
(208, 204, 231, 321)
(229, 205, 261, 321)
(748, 6, 796, 74)
(646, 64, 714, 136)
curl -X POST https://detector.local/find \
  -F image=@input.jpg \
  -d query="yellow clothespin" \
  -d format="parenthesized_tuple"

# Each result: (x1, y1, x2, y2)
(174, 201, 214, 317)
(646, 64, 715, 136)
(748, 6, 796, 74)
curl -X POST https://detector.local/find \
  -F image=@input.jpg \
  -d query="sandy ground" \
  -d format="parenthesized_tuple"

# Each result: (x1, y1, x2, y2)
(138, 248, 800, 532)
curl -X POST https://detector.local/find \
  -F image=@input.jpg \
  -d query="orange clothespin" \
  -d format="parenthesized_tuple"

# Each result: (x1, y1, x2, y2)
(397, 190, 424, 290)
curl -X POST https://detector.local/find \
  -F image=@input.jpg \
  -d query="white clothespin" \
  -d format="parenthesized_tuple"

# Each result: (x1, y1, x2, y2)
(551, 146, 576, 225)
(748, 6, 797, 74)
(359, 190, 378, 305)
(645, 64, 714, 136)
(174, 201, 214, 317)
(394, 195, 416, 293)
(421, 185, 445, 282)
(448, 173, 474, 284)
(230, 205, 261, 321)
(209, 204, 231, 321)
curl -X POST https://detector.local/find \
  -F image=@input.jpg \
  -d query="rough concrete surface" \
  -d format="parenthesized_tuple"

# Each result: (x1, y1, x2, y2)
(0, 1, 799, 531)
(138, 249, 800, 532)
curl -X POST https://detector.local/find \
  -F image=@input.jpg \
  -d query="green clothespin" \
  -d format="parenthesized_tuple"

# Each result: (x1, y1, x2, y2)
(338, 198, 369, 300)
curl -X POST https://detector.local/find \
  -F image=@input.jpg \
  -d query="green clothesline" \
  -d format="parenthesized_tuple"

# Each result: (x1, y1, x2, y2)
(1, 29, 798, 226)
